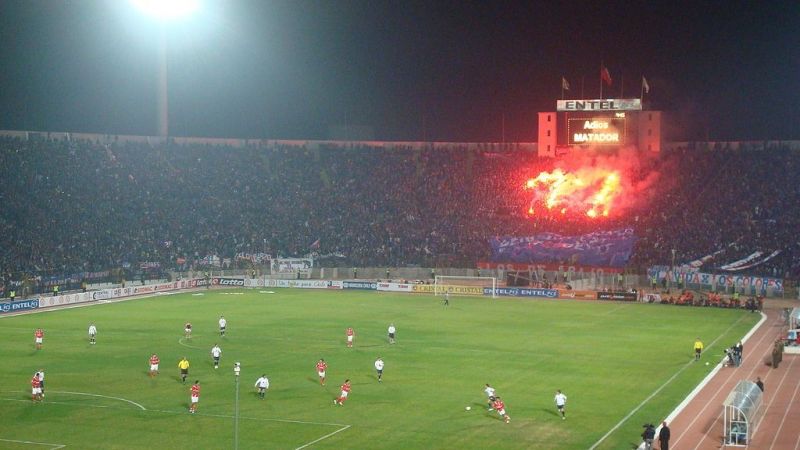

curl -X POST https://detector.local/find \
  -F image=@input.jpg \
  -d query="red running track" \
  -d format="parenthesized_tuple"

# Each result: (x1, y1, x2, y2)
(668, 307, 800, 450)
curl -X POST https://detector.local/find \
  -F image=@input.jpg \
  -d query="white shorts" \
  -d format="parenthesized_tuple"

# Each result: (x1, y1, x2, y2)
(318, 371, 326, 378)
(191, 396, 199, 404)
(89, 332, 96, 337)
(497, 409, 506, 416)
(339, 391, 349, 398)
(347, 336, 353, 342)
(35, 338, 43, 344)
(185, 328, 191, 334)
(150, 364, 159, 371)
(32, 387, 42, 395)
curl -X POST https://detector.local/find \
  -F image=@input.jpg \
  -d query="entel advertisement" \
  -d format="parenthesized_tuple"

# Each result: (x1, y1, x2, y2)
(485, 287, 559, 298)
(0, 298, 40, 314)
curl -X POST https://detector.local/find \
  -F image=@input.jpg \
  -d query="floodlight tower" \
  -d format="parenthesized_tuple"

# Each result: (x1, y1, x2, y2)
(130, 0, 200, 137)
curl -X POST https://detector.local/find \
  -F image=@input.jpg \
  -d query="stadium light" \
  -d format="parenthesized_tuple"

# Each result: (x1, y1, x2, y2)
(128, 0, 202, 136)
(130, 0, 200, 20)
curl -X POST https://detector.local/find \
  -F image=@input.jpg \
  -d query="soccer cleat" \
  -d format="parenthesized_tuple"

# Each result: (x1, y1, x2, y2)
(333, 399, 337, 405)
(562, 416, 566, 420)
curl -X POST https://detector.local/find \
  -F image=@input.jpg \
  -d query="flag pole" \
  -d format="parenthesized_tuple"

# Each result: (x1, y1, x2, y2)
(599, 62, 603, 99)
(581, 76, 585, 99)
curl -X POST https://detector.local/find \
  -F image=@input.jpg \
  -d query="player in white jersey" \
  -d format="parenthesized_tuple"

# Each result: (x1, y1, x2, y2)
(88, 323, 97, 344)
(484, 383, 496, 411)
(554, 389, 567, 420)
(210, 344, 223, 369)
(254, 375, 269, 399)
(374, 357, 385, 382)
(218, 316, 227, 337)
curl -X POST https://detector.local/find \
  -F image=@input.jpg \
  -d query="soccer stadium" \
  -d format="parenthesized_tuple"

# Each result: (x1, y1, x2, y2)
(2, 2, 800, 450)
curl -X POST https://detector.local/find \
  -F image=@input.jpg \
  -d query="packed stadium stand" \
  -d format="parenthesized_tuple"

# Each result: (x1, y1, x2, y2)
(1, 135, 799, 291)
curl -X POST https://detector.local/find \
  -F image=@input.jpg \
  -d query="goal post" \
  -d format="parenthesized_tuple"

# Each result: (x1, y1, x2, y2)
(434, 275, 498, 299)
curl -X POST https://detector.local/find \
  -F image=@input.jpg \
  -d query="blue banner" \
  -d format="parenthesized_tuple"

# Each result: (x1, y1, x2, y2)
(489, 229, 636, 267)
(342, 281, 378, 290)
(0, 298, 40, 314)
(484, 287, 559, 298)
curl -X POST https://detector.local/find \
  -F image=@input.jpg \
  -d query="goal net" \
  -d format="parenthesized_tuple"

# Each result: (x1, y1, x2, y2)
(434, 275, 497, 299)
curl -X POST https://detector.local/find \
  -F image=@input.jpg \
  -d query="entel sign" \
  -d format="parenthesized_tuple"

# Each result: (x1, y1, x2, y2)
(556, 98, 642, 112)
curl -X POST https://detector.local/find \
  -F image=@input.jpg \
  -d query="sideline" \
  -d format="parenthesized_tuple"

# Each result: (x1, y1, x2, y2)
(589, 313, 754, 450)
(668, 311, 771, 448)
(0, 438, 65, 449)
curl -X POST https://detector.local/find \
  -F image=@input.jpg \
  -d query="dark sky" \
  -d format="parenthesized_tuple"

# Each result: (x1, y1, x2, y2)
(1, 0, 798, 142)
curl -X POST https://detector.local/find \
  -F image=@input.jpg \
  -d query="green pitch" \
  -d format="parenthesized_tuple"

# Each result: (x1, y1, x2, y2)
(0, 289, 759, 449)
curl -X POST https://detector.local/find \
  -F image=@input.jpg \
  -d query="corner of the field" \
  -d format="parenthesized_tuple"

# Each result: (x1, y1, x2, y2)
(637, 310, 768, 450)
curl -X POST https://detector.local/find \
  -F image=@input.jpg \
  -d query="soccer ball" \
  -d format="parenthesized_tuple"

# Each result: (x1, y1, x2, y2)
(705, 362, 709, 366)
(465, 406, 471, 411)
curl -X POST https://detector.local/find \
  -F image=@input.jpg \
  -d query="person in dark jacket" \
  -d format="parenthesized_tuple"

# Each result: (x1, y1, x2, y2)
(659, 421, 671, 450)
(641, 423, 656, 450)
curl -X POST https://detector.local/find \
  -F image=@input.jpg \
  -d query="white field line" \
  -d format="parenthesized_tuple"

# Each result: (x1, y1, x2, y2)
(667, 311, 771, 449)
(48, 391, 146, 410)
(178, 336, 204, 349)
(766, 355, 800, 450)
(0, 394, 350, 448)
(589, 313, 750, 450)
(0, 438, 65, 449)
(684, 311, 774, 450)
(293, 425, 352, 450)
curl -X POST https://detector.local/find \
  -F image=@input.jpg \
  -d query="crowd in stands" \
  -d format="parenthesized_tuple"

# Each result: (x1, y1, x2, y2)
(1, 135, 799, 292)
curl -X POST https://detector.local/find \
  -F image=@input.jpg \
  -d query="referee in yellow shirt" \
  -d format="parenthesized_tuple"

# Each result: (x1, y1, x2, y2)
(178, 357, 190, 384)
(693, 338, 704, 361)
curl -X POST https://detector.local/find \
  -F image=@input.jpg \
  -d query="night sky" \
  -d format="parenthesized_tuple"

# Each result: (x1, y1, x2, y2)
(1, 0, 798, 142)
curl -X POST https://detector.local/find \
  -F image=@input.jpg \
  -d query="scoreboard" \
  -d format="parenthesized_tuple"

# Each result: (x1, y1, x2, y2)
(538, 98, 661, 157)
(567, 114, 627, 146)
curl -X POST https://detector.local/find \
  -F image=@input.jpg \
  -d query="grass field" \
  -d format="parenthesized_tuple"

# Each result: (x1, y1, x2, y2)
(0, 288, 760, 449)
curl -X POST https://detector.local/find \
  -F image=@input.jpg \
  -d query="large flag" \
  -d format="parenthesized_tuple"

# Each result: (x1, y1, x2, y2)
(642, 76, 650, 94)
(561, 77, 570, 91)
(601, 66, 613, 86)
(489, 229, 636, 267)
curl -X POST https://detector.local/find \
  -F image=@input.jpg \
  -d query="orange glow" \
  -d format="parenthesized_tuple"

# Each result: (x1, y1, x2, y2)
(524, 168, 623, 219)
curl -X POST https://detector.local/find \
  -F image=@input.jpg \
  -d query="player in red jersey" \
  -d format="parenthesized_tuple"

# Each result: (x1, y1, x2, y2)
(316, 359, 327, 385)
(149, 354, 160, 378)
(34, 328, 44, 350)
(492, 397, 510, 423)
(334, 379, 351, 405)
(31, 373, 42, 402)
(346, 327, 355, 348)
(189, 380, 200, 413)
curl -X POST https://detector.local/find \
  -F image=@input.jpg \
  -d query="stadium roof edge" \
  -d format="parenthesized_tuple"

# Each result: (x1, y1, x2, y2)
(1, 129, 799, 152)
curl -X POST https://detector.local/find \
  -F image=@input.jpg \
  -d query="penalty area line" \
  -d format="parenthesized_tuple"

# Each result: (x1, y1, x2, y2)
(0, 438, 66, 448)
